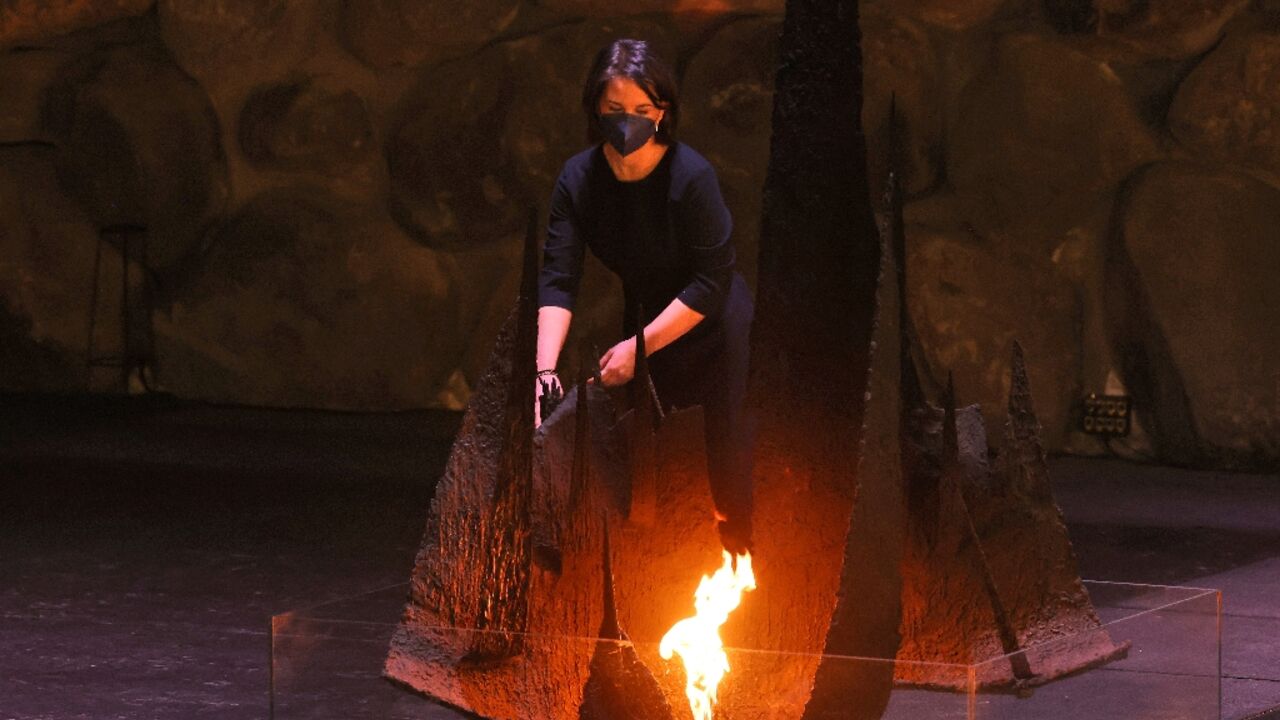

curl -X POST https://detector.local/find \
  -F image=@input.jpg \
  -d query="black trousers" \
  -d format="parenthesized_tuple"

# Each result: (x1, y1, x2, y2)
(645, 272, 754, 544)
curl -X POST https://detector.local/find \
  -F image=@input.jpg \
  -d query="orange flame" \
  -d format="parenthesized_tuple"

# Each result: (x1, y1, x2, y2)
(659, 551, 756, 720)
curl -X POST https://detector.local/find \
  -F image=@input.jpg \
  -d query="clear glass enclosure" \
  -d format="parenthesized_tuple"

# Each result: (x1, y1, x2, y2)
(269, 580, 1220, 720)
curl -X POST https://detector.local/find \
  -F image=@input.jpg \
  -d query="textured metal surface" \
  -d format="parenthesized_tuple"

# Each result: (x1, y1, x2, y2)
(744, 0, 902, 716)
(383, 216, 601, 718)
(803, 199, 906, 720)
(894, 345, 1130, 690)
(578, 526, 675, 720)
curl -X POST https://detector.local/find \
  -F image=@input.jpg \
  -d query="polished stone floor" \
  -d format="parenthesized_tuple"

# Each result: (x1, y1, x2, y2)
(1, 393, 1277, 719)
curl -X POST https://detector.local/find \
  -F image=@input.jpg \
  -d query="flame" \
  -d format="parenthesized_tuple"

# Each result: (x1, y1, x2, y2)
(659, 551, 756, 720)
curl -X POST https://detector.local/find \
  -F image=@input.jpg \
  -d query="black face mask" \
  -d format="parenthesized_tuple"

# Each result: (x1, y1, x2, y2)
(598, 112, 657, 156)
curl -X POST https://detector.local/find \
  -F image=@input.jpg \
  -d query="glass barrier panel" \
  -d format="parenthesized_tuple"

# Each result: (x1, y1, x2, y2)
(269, 580, 1220, 720)
(971, 581, 1221, 720)
(269, 583, 462, 719)
(269, 583, 971, 719)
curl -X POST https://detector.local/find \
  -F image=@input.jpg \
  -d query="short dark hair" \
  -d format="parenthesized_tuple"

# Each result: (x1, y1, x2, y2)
(581, 39, 679, 144)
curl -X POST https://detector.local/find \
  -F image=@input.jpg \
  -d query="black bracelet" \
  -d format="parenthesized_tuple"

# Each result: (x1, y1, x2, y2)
(536, 369, 559, 378)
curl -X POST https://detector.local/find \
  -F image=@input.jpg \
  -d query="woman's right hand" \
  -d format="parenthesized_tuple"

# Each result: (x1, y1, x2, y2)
(534, 372, 564, 428)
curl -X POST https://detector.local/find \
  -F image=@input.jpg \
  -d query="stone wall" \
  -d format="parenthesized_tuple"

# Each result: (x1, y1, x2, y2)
(1, 0, 1276, 468)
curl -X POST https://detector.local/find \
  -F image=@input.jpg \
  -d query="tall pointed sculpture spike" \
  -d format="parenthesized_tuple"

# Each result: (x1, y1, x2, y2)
(887, 93, 904, 301)
(521, 206, 539, 301)
(630, 302, 663, 432)
(467, 205, 540, 658)
(803, 202, 906, 720)
(569, 347, 592, 513)
(886, 91, 904, 209)
(885, 102, 925, 412)
(623, 302, 663, 527)
(881, 101, 942, 404)
(1008, 340, 1035, 418)
(631, 300, 647, 397)
(499, 203, 541, 479)
(892, 122, 935, 553)
(754, 0, 904, 716)
(494, 204, 540, 493)
(598, 517, 619, 641)
(578, 515, 676, 720)
(1002, 339, 1053, 504)
(590, 343, 604, 385)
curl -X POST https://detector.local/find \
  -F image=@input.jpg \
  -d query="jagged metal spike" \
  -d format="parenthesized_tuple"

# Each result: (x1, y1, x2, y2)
(902, 347, 940, 549)
(942, 371, 1035, 681)
(497, 204, 541, 494)
(893, 120, 934, 547)
(577, 517, 676, 720)
(1003, 339, 1051, 503)
(881, 101, 938, 407)
(631, 300, 648, 406)
(885, 96, 923, 412)
(623, 302, 663, 526)
(590, 342, 604, 386)
(491, 205, 540, 498)
(598, 516, 619, 641)
(886, 92, 905, 182)
(886, 92, 905, 306)
(802, 212, 906, 720)
(569, 346, 593, 513)
(1008, 340, 1036, 420)
(520, 206, 539, 304)
(468, 205, 541, 658)
(630, 302, 664, 433)
(890, 179, 924, 411)
(517, 205, 540, 385)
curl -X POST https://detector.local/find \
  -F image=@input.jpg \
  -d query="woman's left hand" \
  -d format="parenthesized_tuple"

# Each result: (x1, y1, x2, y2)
(598, 336, 637, 387)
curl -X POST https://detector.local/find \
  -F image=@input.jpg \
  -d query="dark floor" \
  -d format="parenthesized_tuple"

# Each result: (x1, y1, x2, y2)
(1, 392, 1277, 719)
(0, 393, 456, 720)
(1051, 456, 1280, 720)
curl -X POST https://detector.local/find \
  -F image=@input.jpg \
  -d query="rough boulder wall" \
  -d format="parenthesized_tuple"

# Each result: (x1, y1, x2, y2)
(0, 1, 152, 47)
(0, 12, 229, 392)
(0, 144, 100, 391)
(39, 26, 230, 281)
(1105, 160, 1280, 469)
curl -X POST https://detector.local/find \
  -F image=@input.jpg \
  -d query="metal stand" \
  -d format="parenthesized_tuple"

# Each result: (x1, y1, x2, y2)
(86, 223, 155, 393)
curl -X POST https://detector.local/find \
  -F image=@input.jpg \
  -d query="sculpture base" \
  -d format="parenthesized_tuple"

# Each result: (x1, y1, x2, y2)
(268, 580, 1221, 719)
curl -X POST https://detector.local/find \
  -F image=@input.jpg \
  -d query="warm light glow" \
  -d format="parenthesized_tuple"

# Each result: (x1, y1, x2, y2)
(659, 551, 756, 720)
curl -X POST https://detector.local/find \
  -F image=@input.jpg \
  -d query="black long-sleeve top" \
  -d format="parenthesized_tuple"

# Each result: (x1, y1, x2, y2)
(538, 141, 736, 337)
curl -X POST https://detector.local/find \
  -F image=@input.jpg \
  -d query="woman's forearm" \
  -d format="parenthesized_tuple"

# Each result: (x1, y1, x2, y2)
(642, 298, 705, 355)
(537, 306, 573, 371)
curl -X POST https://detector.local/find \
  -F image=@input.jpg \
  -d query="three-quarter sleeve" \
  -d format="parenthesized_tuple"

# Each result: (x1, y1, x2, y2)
(538, 171, 584, 311)
(675, 165, 735, 317)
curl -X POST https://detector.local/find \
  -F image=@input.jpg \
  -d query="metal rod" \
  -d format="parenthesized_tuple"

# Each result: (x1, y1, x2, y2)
(944, 373, 1034, 681)
(120, 232, 130, 392)
(86, 227, 104, 387)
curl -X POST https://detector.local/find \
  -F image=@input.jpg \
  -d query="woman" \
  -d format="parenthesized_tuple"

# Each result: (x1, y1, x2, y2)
(534, 38, 754, 556)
